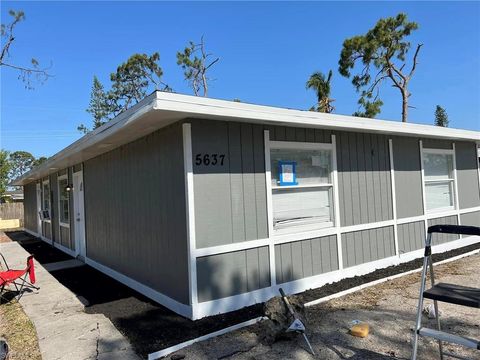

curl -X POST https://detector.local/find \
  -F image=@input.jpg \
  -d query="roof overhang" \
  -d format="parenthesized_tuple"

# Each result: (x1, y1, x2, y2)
(13, 91, 480, 186)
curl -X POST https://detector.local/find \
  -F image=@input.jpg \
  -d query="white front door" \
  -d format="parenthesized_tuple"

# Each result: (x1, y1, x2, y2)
(73, 171, 86, 259)
(36, 183, 42, 235)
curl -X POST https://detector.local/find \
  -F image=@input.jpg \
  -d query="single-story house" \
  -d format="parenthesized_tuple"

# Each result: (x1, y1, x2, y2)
(1, 189, 24, 203)
(13, 92, 480, 320)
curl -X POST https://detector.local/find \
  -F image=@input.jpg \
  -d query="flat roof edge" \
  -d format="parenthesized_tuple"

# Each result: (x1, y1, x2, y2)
(154, 92, 480, 141)
(13, 91, 479, 186)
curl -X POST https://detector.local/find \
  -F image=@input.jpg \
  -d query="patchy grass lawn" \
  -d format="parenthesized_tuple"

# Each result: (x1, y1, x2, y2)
(0, 276, 41, 360)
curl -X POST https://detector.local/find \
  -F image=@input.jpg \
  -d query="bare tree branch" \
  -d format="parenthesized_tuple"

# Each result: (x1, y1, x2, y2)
(408, 43, 423, 79)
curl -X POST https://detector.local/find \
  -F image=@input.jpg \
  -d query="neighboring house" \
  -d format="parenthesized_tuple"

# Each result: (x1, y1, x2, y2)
(13, 92, 480, 320)
(1, 190, 24, 203)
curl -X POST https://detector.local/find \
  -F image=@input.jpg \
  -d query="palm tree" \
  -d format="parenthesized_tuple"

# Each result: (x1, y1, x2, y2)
(306, 70, 334, 113)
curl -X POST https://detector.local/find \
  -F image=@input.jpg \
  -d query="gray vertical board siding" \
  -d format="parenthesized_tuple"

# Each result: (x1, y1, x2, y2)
(60, 226, 70, 248)
(397, 221, 426, 254)
(43, 221, 52, 240)
(23, 182, 37, 232)
(428, 215, 459, 244)
(191, 119, 268, 248)
(422, 139, 453, 149)
(455, 142, 480, 209)
(336, 132, 393, 226)
(196, 246, 270, 302)
(460, 211, 480, 226)
(73, 163, 82, 173)
(266, 125, 332, 143)
(392, 137, 424, 219)
(274, 235, 338, 284)
(341, 226, 395, 268)
(83, 122, 190, 304)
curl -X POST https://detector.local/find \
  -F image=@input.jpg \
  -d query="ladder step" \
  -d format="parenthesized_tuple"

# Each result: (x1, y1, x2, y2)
(423, 283, 480, 308)
(418, 328, 480, 350)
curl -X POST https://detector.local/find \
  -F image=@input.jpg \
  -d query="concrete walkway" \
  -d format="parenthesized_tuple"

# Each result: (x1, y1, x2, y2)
(0, 241, 140, 360)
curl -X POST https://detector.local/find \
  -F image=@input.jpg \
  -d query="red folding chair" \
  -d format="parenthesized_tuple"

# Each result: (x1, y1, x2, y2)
(0, 253, 38, 302)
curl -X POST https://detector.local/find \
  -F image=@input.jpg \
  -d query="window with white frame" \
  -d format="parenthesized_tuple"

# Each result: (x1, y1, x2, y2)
(269, 141, 334, 233)
(58, 176, 69, 225)
(42, 180, 51, 220)
(423, 150, 455, 211)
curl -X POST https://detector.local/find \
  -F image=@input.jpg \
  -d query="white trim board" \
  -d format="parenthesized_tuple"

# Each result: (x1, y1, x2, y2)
(183, 123, 199, 318)
(147, 316, 267, 360)
(192, 205, 480, 260)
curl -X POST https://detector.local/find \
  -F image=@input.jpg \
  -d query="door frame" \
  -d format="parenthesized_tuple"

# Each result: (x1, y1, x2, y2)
(73, 171, 86, 259)
(36, 183, 42, 235)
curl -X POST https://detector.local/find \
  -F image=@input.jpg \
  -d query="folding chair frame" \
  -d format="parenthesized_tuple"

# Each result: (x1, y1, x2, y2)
(0, 253, 39, 302)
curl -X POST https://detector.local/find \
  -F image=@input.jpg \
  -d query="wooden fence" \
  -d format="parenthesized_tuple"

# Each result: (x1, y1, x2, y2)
(0, 203, 24, 220)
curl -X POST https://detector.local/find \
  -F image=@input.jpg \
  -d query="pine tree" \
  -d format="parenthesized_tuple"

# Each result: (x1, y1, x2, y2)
(434, 105, 449, 127)
(339, 13, 422, 121)
(78, 76, 111, 133)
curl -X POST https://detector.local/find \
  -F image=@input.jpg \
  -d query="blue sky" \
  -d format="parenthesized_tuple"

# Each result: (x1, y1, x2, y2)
(1, 1, 479, 158)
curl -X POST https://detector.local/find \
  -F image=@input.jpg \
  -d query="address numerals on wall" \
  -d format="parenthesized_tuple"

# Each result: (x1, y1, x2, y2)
(195, 153, 226, 166)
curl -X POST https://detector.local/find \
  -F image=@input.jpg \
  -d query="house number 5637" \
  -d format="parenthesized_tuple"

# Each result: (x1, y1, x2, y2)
(195, 153, 225, 166)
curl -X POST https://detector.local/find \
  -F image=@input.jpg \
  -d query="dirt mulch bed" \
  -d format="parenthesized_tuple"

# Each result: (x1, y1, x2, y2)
(4, 231, 74, 264)
(48, 242, 479, 358)
(294, 242, 480, 305)
(50, 265, 263, 358)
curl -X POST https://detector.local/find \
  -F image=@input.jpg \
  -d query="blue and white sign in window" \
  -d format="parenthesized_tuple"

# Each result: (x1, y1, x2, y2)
(278, 161, 298, 186)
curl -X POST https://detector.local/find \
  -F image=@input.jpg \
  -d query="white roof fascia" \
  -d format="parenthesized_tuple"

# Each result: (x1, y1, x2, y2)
(13, 91, 479, 185)
(12, 93, 157, 185)
(153, 92, 480, 141)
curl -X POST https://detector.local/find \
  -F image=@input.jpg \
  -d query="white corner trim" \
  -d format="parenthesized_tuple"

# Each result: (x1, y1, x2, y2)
(147, 316, 267, 360)
(331, 134, 343, 270)
(85, 256, 192, 319)
(389, 139, 399, 256)
(419, 140, 429, 236)
(264, 129, 276, 287)
(452, 143, 461, 226)
(183, 123, 198, 317)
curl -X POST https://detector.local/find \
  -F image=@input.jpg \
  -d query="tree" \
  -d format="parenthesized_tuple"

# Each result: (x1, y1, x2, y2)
(353, 97, 384, 118)
(79, 53, 170, 133)
(109, 52, 171, 114)
(33, 156, 47, 166)
(0, 150, 11, 197)
(177, 36, 219, 97)
(434, 105, 449, 127)
(306, 70, 335, 113)
(339, 13, 422, 122)
(1, 9, 51, 88)
(8, 151, 35, 182)
(78, 76, 111, 133)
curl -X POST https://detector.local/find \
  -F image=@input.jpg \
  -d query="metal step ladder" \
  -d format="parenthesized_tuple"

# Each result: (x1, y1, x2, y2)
(412, 224, 480, 360)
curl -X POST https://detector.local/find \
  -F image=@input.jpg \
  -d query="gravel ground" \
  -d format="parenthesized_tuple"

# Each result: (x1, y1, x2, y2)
(171, 253, 480, 360)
